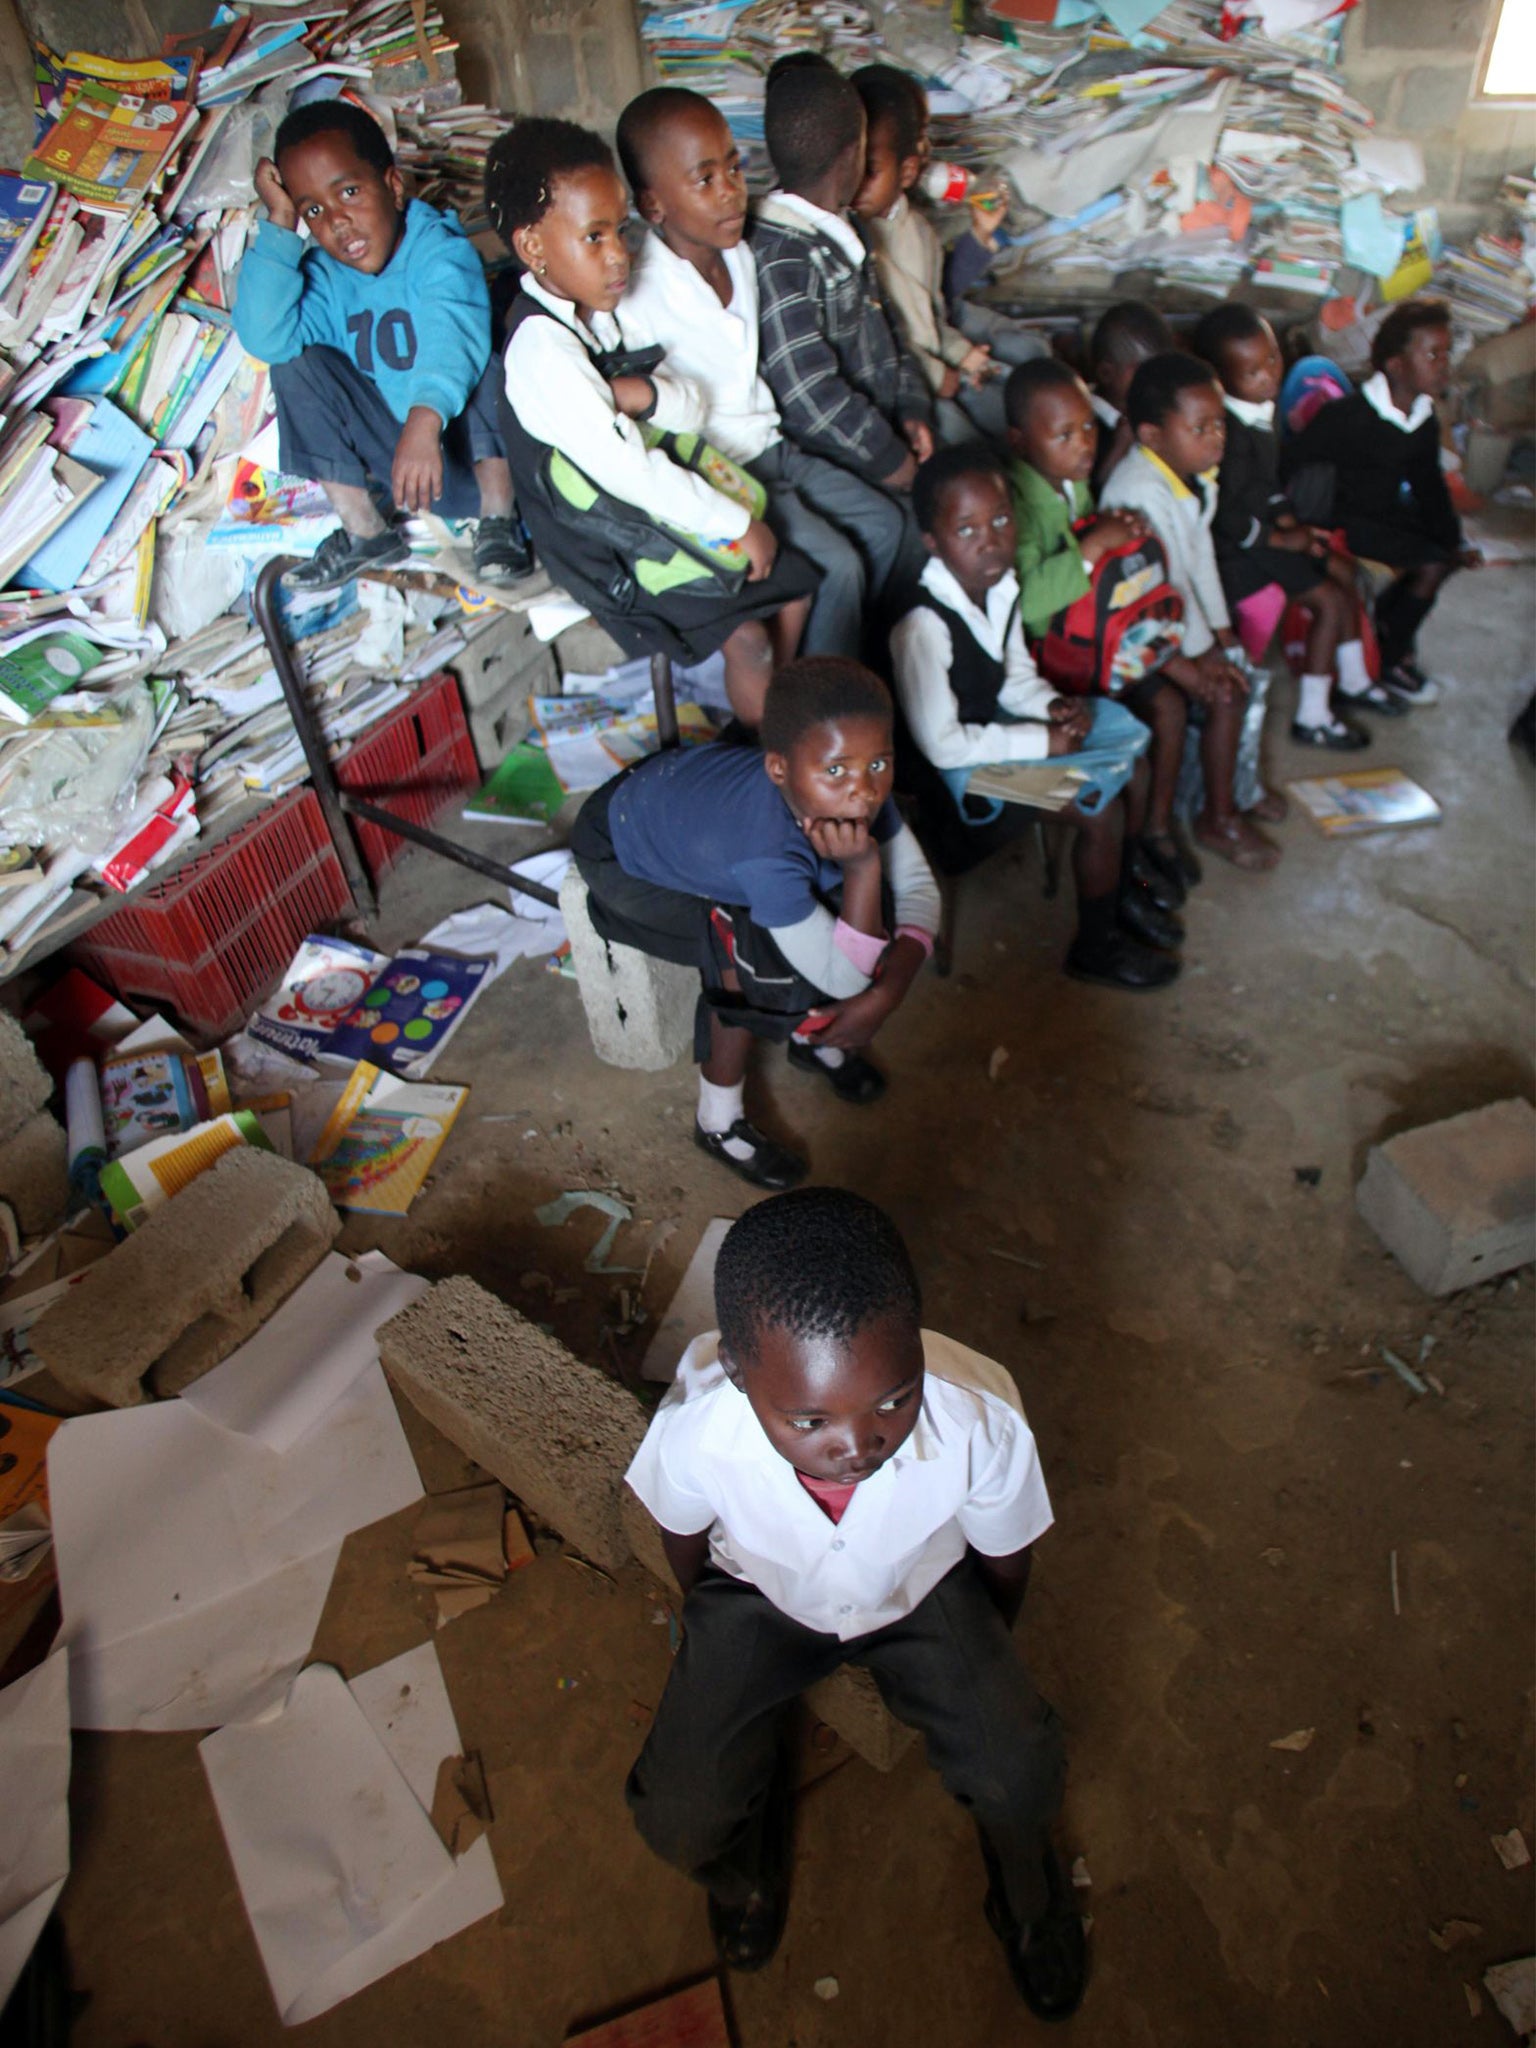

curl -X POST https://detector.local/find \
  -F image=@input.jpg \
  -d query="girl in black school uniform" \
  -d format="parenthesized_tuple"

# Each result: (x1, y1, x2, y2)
(1282, 298, 1483, 703)
(484, 118, 818, 727)
(1192, 302, 1399, 750)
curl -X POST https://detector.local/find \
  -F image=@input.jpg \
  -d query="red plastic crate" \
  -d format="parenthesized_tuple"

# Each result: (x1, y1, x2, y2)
(334, 671, 480, 880)
(69, 789, 352, 1041)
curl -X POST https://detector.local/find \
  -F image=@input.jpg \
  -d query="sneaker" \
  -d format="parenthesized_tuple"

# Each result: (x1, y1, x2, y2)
(471, 513, 533, 586)
(1289, 716, 1370, 751)
(985, 1854, 1088, 2024)
(1064, 931, 1179, 991)
(786, 1039, 887, 1104)
(1382, 660, 1440, 705)
(286, 525, 408, 592)
(693, 1118, 807, 1190)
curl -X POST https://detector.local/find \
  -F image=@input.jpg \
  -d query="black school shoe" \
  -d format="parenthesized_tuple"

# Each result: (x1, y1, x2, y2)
(694, 1118, 807, 1190)
(708, 1881, 788, 1973)
(985, 1850, 1088, 2023)
(286, 524, 409, 591)
(1289, 716, 1369, 751)
(471, 513, 533, 585)
(1338, 680, 1408, 718)
(786, 1039, 887, 1104)
(1127, 840, 1184, 911)
(1065, 931, 1179, 991)
(1117, 887, 1183, 952)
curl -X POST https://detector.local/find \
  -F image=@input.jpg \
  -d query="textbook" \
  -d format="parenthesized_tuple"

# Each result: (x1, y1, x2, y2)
(325, 948, 492, 1077)
(310, 1062, 466, 1215)
(1287, 767, 1442, 838)
(0, 177, 58, 303)
(963, 759, 1087, 813)
(463, 742, 567, 825)
(248, 934, 389, 1062)
(26, 81, 195, 214)
(0, 627, 104, 722)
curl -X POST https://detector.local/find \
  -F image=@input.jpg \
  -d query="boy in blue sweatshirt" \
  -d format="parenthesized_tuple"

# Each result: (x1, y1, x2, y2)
(235, 99, 525, 591)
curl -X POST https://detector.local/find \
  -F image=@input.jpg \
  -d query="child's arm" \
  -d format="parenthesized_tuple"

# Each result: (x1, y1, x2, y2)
(392, 216, 494, 435)
(971, 1543, 1033, 1628)
(891, 608, 1052, 767)
(232, 164, 343, 365)
(1405, 421, 1463, 556)
(661, 1527, 711, 1593)
(757, 242, 913, 486)
(797, 827, 938, 1051)
(1014, 507, 1092, 636)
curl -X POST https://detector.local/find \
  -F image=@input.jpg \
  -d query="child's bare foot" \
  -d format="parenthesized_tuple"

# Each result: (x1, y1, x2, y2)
(1247, 788, 1289, 824)
(1194, 812, 1281, 872)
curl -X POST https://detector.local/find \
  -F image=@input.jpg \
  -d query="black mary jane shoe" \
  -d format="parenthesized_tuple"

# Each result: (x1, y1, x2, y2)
(1289, 717, 1369, 751)
(786, 1039, 887, 1104)
(1117, 888, 1184, 952)
(708, 1880, 788, 1973)
(1339, 680, 1407, 718)
(1126, 841, 1184, 911)
(984, 1855, 1088, 2024)
(693, 1119, 807, 1190)
(1064, 932, 1179, 992)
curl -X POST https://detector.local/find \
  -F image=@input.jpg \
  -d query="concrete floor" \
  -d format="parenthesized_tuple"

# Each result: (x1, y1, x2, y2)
(50, 531, 1536, 2046)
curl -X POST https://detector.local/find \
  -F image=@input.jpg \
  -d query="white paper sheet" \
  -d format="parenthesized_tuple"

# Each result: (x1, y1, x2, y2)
(49, 1255, 425, 1730)
(642, 1218, 730, 1384)
(0, 1649, 70, 2005)
(201, 1645, 502, 2025)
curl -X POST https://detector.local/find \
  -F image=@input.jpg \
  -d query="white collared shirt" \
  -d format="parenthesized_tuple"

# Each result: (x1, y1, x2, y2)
(620, 234, 781, 464)
(1361, 369, 1434, 435)
(626, 1329, 1053, 1639)
(762, 187, 869, 271)
(503, 274, 748, 542)
(1089, 390, 1120, 431)
(1223, 391, 1275, 430)
(889, 558, 1057, 770)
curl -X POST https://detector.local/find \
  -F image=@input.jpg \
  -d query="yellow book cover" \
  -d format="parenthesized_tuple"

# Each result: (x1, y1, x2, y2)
(309, 1061, 466, 1215)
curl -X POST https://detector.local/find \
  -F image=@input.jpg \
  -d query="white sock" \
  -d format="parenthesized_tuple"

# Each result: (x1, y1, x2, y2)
(1298, 673, 1335, 727)
(697, 1076, 755, 1160)
(1336, 639, 1371, 695)
(794, 1034, 845, 1069)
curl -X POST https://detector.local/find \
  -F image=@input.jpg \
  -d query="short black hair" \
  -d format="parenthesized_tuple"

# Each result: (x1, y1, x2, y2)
(1126, 350, 1220, 429)
(1191, 302, 1269, 382)
(911, 442, 1007, 534)
(484, 117, 614, 245)
(1371, 297, 1451, 372)
(715, 1187, 922, 1362)
(1004, 356, 1087, 433)
(759, 656, 891, 755)
(764, 60, 865, 189)
(616, 85, 720, 197)
(1090, 299, 1174, 374)
(851, 63, 926, 163)
(274, 97, 394, 177)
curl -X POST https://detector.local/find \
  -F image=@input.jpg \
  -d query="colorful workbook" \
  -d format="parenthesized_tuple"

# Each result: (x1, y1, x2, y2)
(1287, 767, 1442, 838)
(248, 934, 389, 1062)
(98, 1046, 208, 1157)
(0, 627, 104, 723)
(309, 1062, 466, 1215)
(325, 948, 491, 1077)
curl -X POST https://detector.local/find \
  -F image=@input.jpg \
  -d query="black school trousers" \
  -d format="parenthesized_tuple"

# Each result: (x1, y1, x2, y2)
(626, 1557, 1064, 1928)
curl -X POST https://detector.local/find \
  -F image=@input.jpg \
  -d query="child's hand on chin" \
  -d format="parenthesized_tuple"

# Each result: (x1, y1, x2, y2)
(254, 157, 297, 233)
(804, 816, 877, 866)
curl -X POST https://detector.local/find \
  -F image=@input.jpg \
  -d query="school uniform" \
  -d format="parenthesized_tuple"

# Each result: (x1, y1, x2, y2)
(620, 233, 906, 655)
(1211, 394, 1327, 603)
(569, 741, 939, 1056)
(1008, 462, 1093, 636)
(864, 195, 1007, 442)
(625, 1329, 1063, 1929)
(499, 277, 817, 663)
(1100, 445, 1229, 656)
(234, 199, 504, 518)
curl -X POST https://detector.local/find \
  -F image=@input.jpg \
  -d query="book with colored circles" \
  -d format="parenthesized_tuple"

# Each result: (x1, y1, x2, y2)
(324, 948, 491, 1078)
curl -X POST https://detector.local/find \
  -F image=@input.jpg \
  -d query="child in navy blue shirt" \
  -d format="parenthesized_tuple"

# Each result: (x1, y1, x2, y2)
(569, 659, 940, 1190)
(236, 99, 522, 592)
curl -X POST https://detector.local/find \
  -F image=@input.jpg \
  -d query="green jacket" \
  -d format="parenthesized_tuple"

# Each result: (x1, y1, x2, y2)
(1009, 460, 1092, 635)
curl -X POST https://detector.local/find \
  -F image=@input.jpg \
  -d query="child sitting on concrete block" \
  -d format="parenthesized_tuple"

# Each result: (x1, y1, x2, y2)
(623, 1187, 1085, 2020)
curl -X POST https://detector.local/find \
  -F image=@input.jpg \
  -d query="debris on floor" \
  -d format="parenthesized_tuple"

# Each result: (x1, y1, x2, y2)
(641, 1216, 731, 1385)
(1491, 1829, 1531, 1872)
(1482, 1957, 1536, 2042)
(1269, 1727, 1316, 1752)
(564, 1975, 732, 2047)
(0, 1646, 70, 2007)
(409, 1481, 516, 1629)
(536, 1189, 643, 1276)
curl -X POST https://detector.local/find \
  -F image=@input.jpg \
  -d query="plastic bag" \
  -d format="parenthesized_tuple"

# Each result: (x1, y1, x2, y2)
(170, 101, 274, 216)
(0, 686, 155, 854)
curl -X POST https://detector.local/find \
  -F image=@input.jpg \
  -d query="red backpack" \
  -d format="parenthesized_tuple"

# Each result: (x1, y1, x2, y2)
(1032, 529, 1185, 697)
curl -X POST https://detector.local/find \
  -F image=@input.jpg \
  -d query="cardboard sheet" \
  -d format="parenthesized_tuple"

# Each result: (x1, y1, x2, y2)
(201, 1644, 503, 2025)
(49, 1254, 426, 1730)
(0, 1648, 70, 2005)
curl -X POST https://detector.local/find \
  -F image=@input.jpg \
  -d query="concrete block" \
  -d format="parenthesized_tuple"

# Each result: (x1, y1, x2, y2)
(0, 1010, 53, 1147)
(452, 613, 549, 711)
(526, 29, 579, 112)
(553, 619, 628, 679)
(0, 1112, 68, 1236)
(34, 1149, 339, 1408)
(806, 1666, 917, 1774)
(559, 866, 696, 1071)
(1398, 64, 1475, 131)
(1356, 1098, 1536, 1296)
(1358, 0, 1485, 52)
(378, 1275, 648, 1572)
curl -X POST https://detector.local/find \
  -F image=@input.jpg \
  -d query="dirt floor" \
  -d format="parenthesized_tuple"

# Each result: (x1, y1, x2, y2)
(38, 526, 1536, 2046)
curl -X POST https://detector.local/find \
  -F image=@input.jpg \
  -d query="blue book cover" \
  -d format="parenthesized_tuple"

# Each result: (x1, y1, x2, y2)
(15, 398, 153, 593)
(326, 950, 492, 1074)
(0, 174, 56, 299)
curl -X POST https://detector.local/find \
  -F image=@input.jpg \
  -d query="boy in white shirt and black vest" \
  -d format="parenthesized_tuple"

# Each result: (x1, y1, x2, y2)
(624, 1187, 1087, 2023)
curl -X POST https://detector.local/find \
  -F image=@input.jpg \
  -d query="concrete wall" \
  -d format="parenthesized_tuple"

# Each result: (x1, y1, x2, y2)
(439, 0, 645, 129)
(1341, 0, 1536, 235)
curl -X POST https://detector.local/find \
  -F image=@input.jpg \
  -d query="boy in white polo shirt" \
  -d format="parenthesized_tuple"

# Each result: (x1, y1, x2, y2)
(624, 1187, 1086, 2023)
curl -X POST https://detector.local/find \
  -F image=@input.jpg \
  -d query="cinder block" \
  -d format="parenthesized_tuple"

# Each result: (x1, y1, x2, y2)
(1398, 63, 1475, 131)
(33, 1149, 339, 1407)
(806, 1667, 917, 1774)
(559, 866, 695, 1071)
(378, 1276, 649, 1573)
(0, 1111, 68, 1235)
(0, 1011, 53, 1146)
(553, 619, 628, 679)
(1356, 1097, 1536, 1296)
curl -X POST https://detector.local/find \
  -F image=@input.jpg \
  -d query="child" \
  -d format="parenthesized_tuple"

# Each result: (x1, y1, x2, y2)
(569, 658, 940, 1190)
(892, 444, 1180, 992)
(616, 86, 908, 662)
(849, 66, 1007, 444)
(625, 1186, 1085, 2021)
(1282, 298, 1481, 701)
(1087, 300, 1175, 497)
(484, 118, 816, 727)
(1003, 359, 1189, 899)
(236, 99, 525, 593)
(1101, 353, 1281, 873)
(750, 60, 932, 592)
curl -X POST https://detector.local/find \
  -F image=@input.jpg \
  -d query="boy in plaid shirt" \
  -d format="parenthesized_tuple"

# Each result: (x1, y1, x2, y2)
(750, 58, 931, 605)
